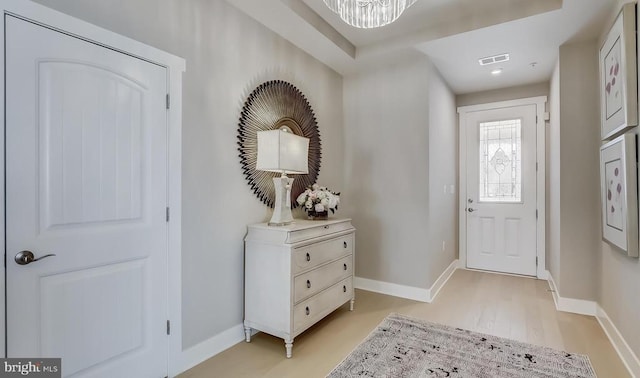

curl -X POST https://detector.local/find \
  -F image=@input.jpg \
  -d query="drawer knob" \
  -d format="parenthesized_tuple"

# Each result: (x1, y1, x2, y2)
(305, 306, 310, 316)
(306, 253, 311, 262)
(324, 225, 329, 229)
(343, 285, 347, 293)
(343, 263, 347, 271)
(307, 280, 311, 289)
(344, 241, 347, 248)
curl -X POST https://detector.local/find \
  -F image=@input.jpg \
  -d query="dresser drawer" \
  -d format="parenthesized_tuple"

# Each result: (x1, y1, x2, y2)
(293, 233, 353, 273)
(286, 220, 354, 243)
(293, 277, 352, 335)
(293, 255, 352, 304)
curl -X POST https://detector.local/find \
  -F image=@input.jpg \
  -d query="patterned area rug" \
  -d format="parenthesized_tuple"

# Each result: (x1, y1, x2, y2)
(327, 313, 596, 378)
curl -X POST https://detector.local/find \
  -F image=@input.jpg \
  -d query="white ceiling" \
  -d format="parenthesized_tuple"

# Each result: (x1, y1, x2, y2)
(227, 0, 617, 94)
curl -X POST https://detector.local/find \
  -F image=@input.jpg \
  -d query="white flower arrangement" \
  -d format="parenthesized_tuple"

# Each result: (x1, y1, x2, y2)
(296, 184, 340, 215)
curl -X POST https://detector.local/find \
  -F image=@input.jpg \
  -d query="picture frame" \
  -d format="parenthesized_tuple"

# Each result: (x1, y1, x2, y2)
(599, 3, 637, 141)
(600, 133, 638, 257)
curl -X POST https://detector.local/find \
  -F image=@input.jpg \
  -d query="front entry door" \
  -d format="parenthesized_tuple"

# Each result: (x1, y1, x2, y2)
(6, 16, 169, 377)
(465, 104, 537, 276)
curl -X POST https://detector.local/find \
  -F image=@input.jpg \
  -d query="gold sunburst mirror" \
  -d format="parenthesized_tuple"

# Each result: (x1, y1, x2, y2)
(238, 80, 322, 208)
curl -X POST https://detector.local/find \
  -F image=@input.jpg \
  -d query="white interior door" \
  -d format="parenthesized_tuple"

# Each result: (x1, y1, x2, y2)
(6, 16, 169, 377)
(465, 104, 537, 276)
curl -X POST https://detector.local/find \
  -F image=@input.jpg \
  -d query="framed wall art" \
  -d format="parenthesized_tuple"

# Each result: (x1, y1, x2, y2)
(599, 3, 637, 140)
(600, 133, 638, 257)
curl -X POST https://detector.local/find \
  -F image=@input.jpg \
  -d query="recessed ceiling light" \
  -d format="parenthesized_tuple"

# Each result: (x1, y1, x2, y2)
(491, 68, 503, 75)
(478, 53, 510, 66)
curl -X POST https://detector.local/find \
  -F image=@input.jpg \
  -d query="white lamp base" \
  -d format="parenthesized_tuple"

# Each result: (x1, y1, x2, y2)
(268, 176, 294, 226)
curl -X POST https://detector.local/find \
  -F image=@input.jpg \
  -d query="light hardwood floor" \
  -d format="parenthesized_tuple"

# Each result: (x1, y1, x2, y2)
(179, 269, 629, 377)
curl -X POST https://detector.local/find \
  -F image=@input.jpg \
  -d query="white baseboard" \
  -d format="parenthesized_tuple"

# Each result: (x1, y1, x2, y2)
(546, 270, 561, 309)
(596, 306, 640, 378)
(546, 271, 639, 377)
(427, 259, 459, 301)
(546, 271, 597, 316)
(354, 276, 429, 302)
(177, 323, 245, 375)
(355, 259, 458, 303)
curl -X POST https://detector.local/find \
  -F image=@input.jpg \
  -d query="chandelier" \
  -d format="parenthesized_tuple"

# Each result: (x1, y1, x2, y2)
(323, 0, 418, 28)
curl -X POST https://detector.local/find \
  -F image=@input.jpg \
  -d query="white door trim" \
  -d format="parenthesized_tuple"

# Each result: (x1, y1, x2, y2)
(458, 96, 547, 279)
(0, 1, 185, 376)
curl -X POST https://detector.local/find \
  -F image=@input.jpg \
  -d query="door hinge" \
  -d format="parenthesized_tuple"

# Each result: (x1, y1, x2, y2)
(166, 207, 170, 222)
(536, 209, 538, 219)
(166, 94, 170, 110)
(536, 256, 538, 266)
(536, 162, 538, 172)
(167, 320, 171, 335)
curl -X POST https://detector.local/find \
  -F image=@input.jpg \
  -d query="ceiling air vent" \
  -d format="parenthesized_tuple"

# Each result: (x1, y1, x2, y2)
(478, 53, 510, 66)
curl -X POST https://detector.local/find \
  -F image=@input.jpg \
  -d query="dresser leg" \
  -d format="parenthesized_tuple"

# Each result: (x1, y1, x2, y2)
(350, 298, 355, 311)
(285, 339, 294, 358)
(244, 326, 252, 342)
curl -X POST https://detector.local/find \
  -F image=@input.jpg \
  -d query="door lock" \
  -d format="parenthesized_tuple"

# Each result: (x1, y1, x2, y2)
(467, 208, 476, 213)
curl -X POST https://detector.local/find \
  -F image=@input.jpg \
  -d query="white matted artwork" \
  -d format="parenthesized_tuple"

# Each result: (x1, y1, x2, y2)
(599, 3, 637, 140)
(600, 133, 638, 257)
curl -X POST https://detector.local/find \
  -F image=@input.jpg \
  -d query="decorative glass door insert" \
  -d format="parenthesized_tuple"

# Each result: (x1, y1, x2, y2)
(478, 118, 522, 203)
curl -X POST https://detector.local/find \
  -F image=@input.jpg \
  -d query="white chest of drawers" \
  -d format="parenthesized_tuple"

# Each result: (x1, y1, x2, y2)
(243, 218, 355, 358)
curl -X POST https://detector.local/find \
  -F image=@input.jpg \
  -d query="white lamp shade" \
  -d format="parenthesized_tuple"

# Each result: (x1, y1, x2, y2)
(256, 130, 309, 174)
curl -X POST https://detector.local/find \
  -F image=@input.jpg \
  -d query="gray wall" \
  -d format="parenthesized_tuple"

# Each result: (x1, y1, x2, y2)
(427, 69, 459, 283)
(597, 0, 640, 358)
(547, 41, 602, 300)
(600, 242, 640, 356)
(548, 0, 640, 359)
(33, 0, 345, 350)
(343, 56, 457, 289)
(556, 41, 601, 300)
(547, 41, 600, 301)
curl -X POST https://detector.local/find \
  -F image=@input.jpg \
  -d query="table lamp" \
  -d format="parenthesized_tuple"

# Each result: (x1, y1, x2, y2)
(256, 129, 309, 226)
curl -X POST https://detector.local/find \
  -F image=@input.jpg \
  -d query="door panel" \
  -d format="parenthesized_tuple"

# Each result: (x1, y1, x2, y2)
(504, 218, 521, 257)
(6, 16, 168, 378)
(41, 62, 145, 229)
(466, 105, 537, 276)
(479, 217, 495, 254)
(40, 260, 145, 375)
(38, 62, 144, 229)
